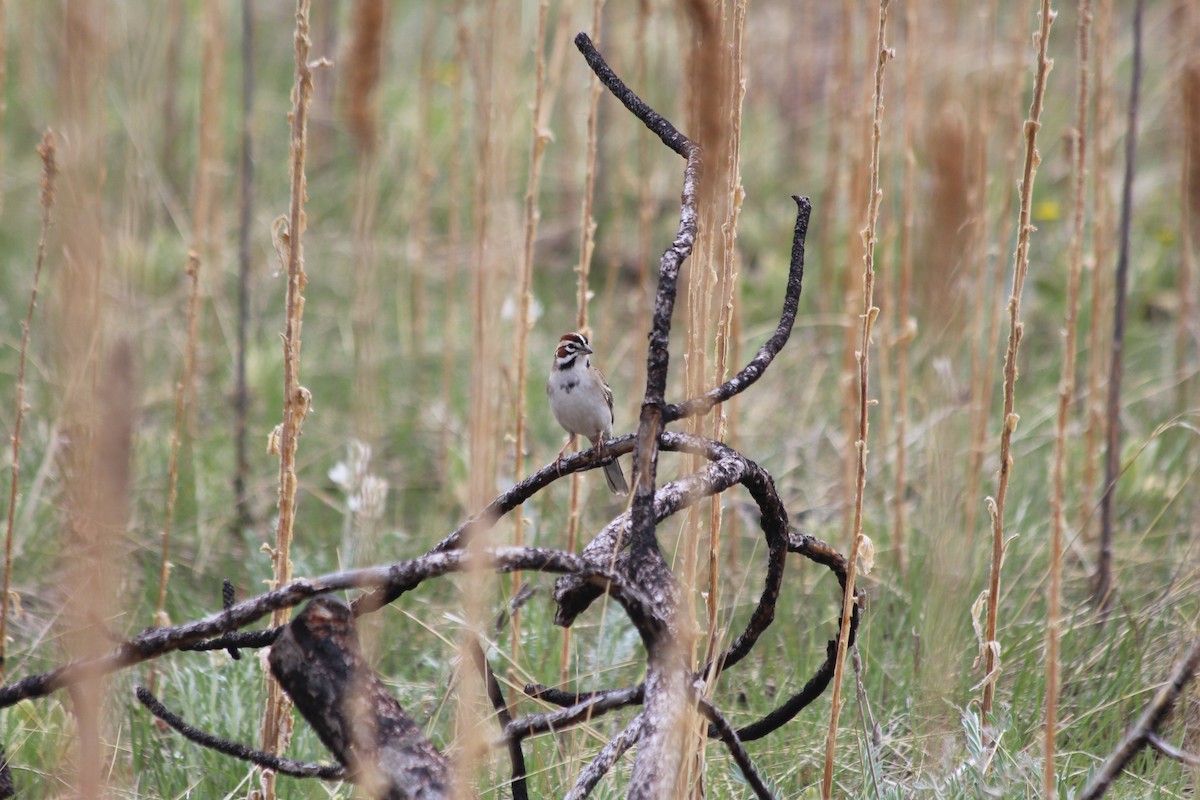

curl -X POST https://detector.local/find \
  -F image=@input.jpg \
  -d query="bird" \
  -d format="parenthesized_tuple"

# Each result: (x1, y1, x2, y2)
(546, 331, 629, 495)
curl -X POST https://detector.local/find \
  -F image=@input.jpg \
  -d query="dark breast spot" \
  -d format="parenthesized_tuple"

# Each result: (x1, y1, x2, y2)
(563, 379, 578, 393)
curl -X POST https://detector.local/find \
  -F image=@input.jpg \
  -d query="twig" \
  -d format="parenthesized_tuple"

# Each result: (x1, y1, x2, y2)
(698, 697, 775, 800)
(563, 714, 645, 800)
(981, 0, 1057, 716)
(149, 248, 201, 685)
(1146, 733, 1200, 767)
(1, 130, 56, 680)
(216, 580, 242, 660)
(1095, 0, 1143, 614)
(134, 686, 345, 780)
(1079, 633, 1200, 799)
(505, 686, 643, 742)
(824, 3, 892, 795)
(468, 640, 528, 800)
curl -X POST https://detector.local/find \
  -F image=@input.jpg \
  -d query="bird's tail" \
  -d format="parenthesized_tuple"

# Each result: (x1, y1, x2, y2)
(603, 457, 629, 495)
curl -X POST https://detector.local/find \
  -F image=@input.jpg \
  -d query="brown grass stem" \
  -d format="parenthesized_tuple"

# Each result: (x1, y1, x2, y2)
(457, 0, 509, 792)
(964, 0, 1025, 550)
(822, 2, 892, 796)
(981, 0, 1057, 717)
(149, 249, 201, 690)
(152, 0, 221, 690)
(260, 1, 316, 794)
(891, 0, 919, 577)
(1082, 0, 1114, 544)
(1045, 1, 1092, 793)
(233, 0, 255, 537)
(577, 0, 605, 338)
(1177, 54, 1199, 409)
(1095, 0, 1144, 614)
(705, 0, 747, 683)
(440, 2, 469, 483)
(0, 0, 7, 217)
(561, 0, 607, 688)
(1, 130, 56, 681)
(511, 0, 551, 659)
(410, 5, 436, 345)
(346, 0, 385, 448)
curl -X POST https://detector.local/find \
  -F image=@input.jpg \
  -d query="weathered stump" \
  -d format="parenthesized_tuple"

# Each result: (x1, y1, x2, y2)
(269, 597, 449, 800)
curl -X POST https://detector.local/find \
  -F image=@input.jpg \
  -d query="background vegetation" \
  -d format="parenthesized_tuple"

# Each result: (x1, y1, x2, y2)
(0, 0, 1196, 797)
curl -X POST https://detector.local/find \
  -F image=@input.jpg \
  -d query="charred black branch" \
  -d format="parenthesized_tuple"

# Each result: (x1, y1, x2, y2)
(564, 714, 645, 800)
(468, 640, 528, 800)
(135, 685, 345, 779)
(664, 195, 811, 423)
(699, 697, 775, 800)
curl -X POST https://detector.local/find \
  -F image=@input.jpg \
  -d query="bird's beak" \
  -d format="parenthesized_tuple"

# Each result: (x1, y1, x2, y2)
(582, 344, 594, 354)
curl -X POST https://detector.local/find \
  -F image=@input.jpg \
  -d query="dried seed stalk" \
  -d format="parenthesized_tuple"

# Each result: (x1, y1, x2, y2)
(1, 131, 56, 680)
(981, 0, 1057, 716)
(511, 0, 551, 656)
(1046, 1, 1091, 793)
(260, 1, 316, 795)
(823, 2, 892, 796)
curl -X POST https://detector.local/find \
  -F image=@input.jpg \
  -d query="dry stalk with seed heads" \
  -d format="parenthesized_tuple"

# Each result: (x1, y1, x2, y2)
(261, 1, 317, 795)
(511, 0, 551, 659)
(981, 0, 1057, 717)
(1, 130, 56, 681)
(1045, 0, 1092, 793)
(823, 2, 892, 796)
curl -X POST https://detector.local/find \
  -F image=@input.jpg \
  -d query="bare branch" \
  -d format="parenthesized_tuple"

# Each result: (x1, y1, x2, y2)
(664, 195, 811, 422)
(468, 640, 528, 800)
(0, 548, 599, 709)
(699, 697, 776, 800)
(564, 715, 645, 800)
(1080, 633, 1200, 799)
(134, 686, 345, 780)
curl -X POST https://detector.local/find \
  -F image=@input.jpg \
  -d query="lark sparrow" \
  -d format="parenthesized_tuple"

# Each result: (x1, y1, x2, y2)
(546, 332, 629, 494)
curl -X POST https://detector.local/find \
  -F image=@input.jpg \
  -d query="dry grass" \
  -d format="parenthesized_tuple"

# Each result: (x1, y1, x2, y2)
(823, 2, 892, 796)
(980, 0, 1057, 717)
(1045, 1, 1092, 794)
(260, 2, 318, 795)
(1, 130, 55, 680)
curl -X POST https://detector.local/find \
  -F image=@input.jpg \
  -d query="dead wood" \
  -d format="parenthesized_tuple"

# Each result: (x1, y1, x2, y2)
(268, 597, 451, 800)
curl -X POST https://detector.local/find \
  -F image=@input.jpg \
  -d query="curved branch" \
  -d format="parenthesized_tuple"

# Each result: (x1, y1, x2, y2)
(555, 432, 788, 679)
(135, 686, 345, 780)
(664, 195, 811, 423)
